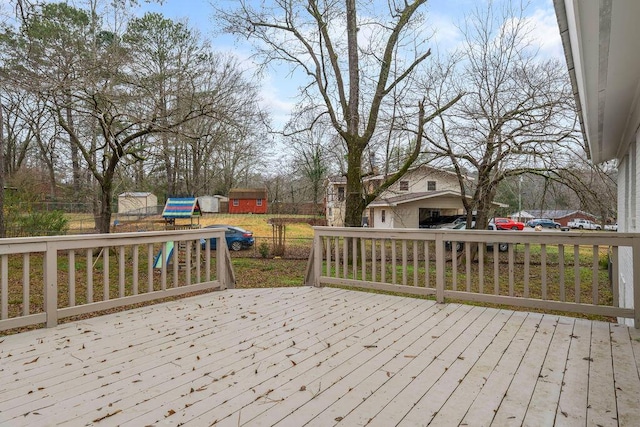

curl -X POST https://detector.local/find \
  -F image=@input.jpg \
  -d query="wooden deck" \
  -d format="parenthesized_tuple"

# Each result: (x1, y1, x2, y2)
(1, 287, 639, 426)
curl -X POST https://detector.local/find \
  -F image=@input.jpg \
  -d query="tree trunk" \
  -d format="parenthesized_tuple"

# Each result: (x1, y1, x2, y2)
(66, 101, 81, 202)
(95, 181, 113, 233)
(0, 101, 5, 237)
(344, 143, 365, 227)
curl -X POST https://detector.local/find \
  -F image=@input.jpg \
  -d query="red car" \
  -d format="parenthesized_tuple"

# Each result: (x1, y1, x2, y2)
(492, 217, 525, 230)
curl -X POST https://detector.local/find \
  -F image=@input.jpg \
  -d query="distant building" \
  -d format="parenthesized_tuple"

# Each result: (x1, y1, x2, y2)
(197, 195, 228, 213)
(228, 188, 268, 214)
(510, 210, 596, 227)
(326, 165, 481, 228)
(117, 192, 158, 215)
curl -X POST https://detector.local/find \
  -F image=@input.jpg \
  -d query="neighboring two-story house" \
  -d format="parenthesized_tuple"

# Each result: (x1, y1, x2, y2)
(325, 165, 468, 228)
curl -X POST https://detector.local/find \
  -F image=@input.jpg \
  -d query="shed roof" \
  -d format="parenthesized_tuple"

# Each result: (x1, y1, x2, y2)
(119, 192, 154, 198)
(162, 197, 202, 218)
(228, 188, 267, 199)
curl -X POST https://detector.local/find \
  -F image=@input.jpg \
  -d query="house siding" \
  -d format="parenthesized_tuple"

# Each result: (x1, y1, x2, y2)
(228, 189, 268, 214)
(618, 135, 638, 326)
(228, 199, 268, 214)
(382, 168, 459, 195)
(372, 196, 464, 229)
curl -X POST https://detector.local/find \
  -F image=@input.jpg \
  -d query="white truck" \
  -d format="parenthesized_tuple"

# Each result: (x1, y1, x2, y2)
(567, 218, 601, 230)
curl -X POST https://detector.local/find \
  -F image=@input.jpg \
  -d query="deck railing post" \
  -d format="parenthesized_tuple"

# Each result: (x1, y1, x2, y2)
(313, 230, 322, 287)
(221, 243, 235, 289)
(435, 233, 445, 303)
(44, 242, 58, 328)
(633, 237, 640, 329)
(217, 235, 227, 289)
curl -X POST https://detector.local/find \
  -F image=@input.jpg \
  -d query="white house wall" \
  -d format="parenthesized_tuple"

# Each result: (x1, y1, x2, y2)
(382, 169, 459, 197)
(618, 134, 639, 326)
(373, 209, 394, 229)
(373, 196, 464, 229)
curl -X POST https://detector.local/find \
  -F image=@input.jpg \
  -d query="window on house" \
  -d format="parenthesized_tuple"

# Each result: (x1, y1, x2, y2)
(427, 181, 436, 191)
(337, 186, 345, 201)
(399, 181, 409, 191)
(381, 210, 386, 223)
(233, 199, 239, 206)
(256, 199, 263, 206)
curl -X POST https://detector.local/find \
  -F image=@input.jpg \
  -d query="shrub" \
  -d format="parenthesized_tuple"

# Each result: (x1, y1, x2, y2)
(16, 210, 69, 236)
(258, 242, 270, 259)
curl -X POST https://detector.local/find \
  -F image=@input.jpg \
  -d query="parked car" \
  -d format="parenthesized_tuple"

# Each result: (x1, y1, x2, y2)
(201, 225, 255, 251)
(526, 218, 562, 229)
(444, 222, 509, 252)
(491, 217, 525, 230)
(567, 218, 601, 230)
(604, 223, 618, 231)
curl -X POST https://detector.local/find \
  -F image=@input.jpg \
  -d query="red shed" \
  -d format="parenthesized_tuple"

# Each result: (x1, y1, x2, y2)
(228, 188, 268, 214)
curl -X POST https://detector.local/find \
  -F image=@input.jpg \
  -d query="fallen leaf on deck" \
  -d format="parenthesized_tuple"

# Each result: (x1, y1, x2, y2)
(92, 409, 122, 423)
(24, 357, 39, 365)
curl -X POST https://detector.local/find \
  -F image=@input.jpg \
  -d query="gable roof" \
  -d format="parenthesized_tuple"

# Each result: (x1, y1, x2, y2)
(326, 165, 464, 187)
(367, 190, 464, 207)
(162, 197, 202, 218)
(368, 190, 508, 208)
(119, 192, 154, 198)
(228, 188, 267, 199)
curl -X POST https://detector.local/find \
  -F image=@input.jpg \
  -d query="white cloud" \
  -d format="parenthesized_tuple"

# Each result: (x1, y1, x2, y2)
(523, 6, 563, 59)
(258, 74, 297, 130)
(425, 11, 463, 53)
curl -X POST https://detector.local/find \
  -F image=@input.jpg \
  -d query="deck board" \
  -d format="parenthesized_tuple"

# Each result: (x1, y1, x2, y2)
(0, 287, 638, 426)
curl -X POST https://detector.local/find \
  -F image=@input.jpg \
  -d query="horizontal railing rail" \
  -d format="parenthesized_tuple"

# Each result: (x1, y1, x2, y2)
(306, 227, 640, 327)
(0, 228, 234, 332)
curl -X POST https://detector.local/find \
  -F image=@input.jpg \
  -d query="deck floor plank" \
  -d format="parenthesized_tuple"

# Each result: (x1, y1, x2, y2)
(555, 318, 592, 427)
(388, 309, 512, 427)
(0, 287, 638, 427)
(426, 310, 528, 427)
(122, 291, 429, 426)
(43, 289, 383, 425)
(0, 288, 350, 414)
(302, 306, 498, 427)
(609, 324, 640, 427)
(0, 287, 316, 391)
(227, 303, 474, 426)
(459, 312, 544, 426)
(587, 322, 618, 427)
(491, 314, 560, 426)
(522, 317, 575, 426)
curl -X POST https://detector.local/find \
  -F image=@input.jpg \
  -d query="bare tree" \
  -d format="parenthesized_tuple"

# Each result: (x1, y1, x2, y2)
(425, 1, 578, 230)
(0, 98, 5, 237)
(218, 0, 461, 226)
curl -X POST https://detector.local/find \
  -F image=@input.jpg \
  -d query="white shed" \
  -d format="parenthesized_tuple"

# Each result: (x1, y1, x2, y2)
(197, 195, 228, 213)
(118, 192, 158, 214)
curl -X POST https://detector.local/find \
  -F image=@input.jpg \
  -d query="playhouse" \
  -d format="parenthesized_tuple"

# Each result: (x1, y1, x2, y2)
(161, 197, 202, 230)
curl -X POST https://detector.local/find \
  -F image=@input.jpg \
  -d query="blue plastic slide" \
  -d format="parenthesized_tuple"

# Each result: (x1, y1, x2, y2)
(153, 241, 175, 268)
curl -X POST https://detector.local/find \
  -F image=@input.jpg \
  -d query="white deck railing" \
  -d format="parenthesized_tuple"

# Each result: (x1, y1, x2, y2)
(306, 227, 640, 327)
(0, 228, 234, 332)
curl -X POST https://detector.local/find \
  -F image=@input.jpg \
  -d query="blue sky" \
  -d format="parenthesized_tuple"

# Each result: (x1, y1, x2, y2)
(140, 0, 562, 131)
